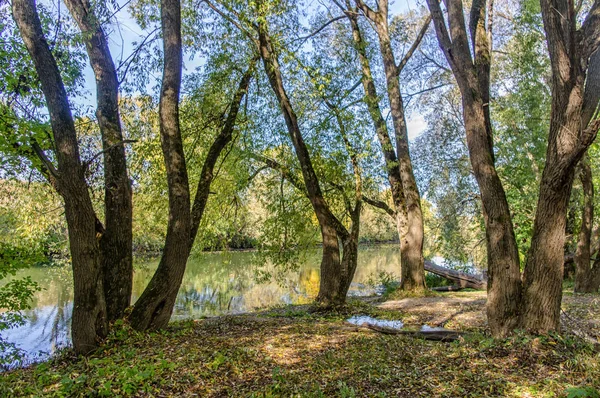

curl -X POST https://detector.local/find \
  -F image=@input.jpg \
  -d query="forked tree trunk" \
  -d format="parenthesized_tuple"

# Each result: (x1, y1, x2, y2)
(344, 11, 418, 291)
(130, 46, 254, 330)
(333, 110, 363, 300)
(63, 0, 133, 322)
(355, 0, 426, 292)
(520, 0, 600, 331)
(13, 0, 107, 354)
(426, 0, 522, 337)
(129, 0, 192, 331)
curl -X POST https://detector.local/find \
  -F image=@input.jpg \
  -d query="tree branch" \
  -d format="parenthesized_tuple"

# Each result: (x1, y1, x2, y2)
(84, 139, 137, 169)
(397, 14, 433, 74)
(581, 0, 600, 60)
(354, 0, 380, 21)
(249, 153, 308, 196)
(363, 195, 396, 218)
(204, 0, 259, 47)
(294, 15, 345, 47)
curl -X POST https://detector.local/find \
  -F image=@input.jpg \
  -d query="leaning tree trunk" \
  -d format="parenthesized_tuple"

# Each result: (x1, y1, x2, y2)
(521, 142, 580, 331)
(189, 62, 255, 248)
(257, 17, 351, 306)
(129, 0, 191, 331)
(13, 0, 107, 354)
(63, 0, 133, 322)
(426, 0, 522, 337)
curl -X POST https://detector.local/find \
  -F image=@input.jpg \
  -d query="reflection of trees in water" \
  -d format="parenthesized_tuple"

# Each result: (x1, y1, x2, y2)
(28, 276, 71, 355)
(12, 246, 401, 363)
(4, 269, 72, 365)
(354, 246, 401, 282)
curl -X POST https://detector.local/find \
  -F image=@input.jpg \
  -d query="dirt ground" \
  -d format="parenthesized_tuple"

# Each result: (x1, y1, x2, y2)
(377, 290, 600, 340)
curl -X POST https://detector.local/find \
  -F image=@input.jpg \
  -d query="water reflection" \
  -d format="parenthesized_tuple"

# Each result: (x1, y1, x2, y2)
(2, 245, 400, 365)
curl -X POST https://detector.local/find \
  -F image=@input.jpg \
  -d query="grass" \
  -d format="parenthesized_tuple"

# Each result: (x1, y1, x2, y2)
(3, 293, 600, 397)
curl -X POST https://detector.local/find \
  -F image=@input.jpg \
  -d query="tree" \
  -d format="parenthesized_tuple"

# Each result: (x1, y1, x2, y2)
(425, 0, 523, 336)
(256, 8, 361, 305)
(12, 0, 108, 353)
(129, 0, 256, 329)
(520, 0, 600, 328)
(62, 0, 133, 322)
(203, 0, 368, 305)
(337, 0, 430, 292)
(426, 0, 600, 334)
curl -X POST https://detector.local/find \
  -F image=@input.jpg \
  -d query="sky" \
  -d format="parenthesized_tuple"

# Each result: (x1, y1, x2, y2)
(75, 0, 428, 140)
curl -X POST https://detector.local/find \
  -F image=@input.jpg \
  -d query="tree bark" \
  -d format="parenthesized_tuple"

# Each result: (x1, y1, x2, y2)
(344, 10, 416, 293)
(520, 0, 600, 332)
(63, 0, 133, 322)
(354, 0, 426, 292)
(574, 155, 596, 292)
(426, 0, 522, 337)
(189, 61, 255, 248)
(12, 0, 107, 354)
(255, 13, 366, 305)
(129, 0, 191, 331)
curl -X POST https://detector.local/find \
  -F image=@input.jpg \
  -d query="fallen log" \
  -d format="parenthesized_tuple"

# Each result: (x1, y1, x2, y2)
(424, 260, 487, 290)
(431, 285, 464, 292)
(363, 323, 466, 342)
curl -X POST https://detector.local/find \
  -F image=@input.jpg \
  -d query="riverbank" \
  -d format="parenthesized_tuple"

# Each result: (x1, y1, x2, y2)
(3, 291, 600, 397)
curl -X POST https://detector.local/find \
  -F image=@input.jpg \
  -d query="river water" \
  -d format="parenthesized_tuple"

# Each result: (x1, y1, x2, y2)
(2, 245, 400, 365)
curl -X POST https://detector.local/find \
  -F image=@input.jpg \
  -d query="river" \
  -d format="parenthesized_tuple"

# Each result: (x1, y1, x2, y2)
(1, 245, 400, 365)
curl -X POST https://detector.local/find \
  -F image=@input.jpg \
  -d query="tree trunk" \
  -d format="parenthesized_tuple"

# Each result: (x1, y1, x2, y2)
(129, 0, 191, 331)
(256, 17, 351, 306)
(426, 0, 522, 337)
(316, 224, 344, 305)
(12, 0, 107, 354)
(345, 11, 419, 292)
(63, 0, 133, 322)
(520, 0, 600, 332)
(574, 155, 595, 292)
(359, 1, 426, 292)
(189, 62, 255, 248)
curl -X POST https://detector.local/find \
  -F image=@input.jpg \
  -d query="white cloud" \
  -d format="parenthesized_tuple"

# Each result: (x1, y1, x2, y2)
(407, 114, 427, 141)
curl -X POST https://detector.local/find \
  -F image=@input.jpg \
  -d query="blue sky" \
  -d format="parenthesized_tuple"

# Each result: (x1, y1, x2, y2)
(76, 0, 427, 139)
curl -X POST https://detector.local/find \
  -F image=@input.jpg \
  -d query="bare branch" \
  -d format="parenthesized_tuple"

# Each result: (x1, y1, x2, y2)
(405, 82, 452, 99)
(294, 15, 345, 46)
(397, 14, 433, 74)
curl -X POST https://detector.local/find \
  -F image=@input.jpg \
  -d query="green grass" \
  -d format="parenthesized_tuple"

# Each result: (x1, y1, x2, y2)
(3, 301, 599, 397)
